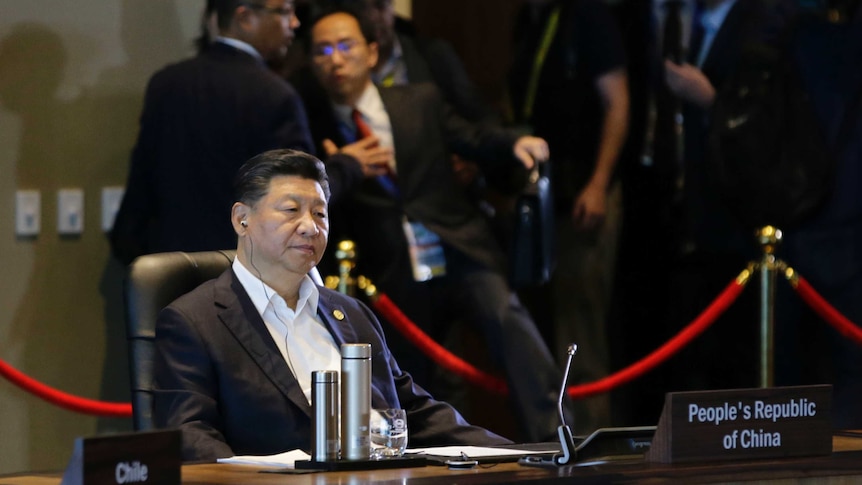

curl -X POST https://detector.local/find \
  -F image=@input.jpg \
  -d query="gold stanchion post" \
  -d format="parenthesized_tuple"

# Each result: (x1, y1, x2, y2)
(755, 226, 782, 388)
(329, 240, 357, 296)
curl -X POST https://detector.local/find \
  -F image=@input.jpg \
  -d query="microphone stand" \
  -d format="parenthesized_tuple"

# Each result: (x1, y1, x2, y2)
(552, 343, 578, 466)
(521, 342, 656, 468)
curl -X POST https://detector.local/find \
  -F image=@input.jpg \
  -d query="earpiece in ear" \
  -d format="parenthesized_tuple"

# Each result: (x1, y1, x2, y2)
(241, 220, 248, 227)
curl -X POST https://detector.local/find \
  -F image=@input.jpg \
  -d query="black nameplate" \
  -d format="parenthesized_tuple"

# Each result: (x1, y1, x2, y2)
(646, 385, 832, 464)
(61, 429, 181, 485)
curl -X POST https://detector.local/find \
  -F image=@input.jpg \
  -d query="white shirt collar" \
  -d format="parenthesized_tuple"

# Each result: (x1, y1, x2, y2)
(232, 257, 319, 318)
(332, 81, 384, 122)
(215, 36, 263, 62)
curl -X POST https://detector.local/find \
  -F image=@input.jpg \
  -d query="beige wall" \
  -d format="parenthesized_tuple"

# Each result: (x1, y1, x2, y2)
(0, 0, 204, 475)
(394, 0, 411, 18)
(0, 0, 412, 475)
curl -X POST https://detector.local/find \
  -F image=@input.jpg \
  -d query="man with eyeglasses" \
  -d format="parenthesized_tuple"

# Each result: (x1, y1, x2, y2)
(112, 0, 319, 264)
(304, 6, 571, 444)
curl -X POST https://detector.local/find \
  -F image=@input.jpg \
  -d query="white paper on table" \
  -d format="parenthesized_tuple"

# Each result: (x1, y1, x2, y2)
(406, 445, 548, 459)
(217, 449, 311, 468)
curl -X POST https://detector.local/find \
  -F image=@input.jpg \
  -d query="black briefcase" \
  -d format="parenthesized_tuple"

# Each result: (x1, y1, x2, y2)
(509, 161, 555, 288)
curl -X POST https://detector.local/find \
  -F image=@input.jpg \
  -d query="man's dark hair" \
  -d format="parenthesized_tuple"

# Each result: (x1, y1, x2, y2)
(234, 149, 331, 205)
(213, 0, 248, 31)
(308, 1, 378, 45)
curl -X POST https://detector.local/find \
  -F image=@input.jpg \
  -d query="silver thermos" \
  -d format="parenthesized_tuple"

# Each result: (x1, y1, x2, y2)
(340, 343, 371, 460)
(311, 370, 339, 461)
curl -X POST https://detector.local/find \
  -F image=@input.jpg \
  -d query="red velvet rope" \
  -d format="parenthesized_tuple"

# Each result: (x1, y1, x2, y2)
(567, 276, 746, 399)
(0, 271, 751, 416)
(373, 294, 509, 394)
(0, 358, 132, 417)
(372, 274, 749, 399)
(792, 276, 862, 346)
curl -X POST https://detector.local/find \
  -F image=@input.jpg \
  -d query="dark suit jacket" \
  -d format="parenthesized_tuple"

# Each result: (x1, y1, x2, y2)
(111, 42, 313, 264)
(152, 268, 508, 461)
(681, 0, 789, 254)
(396, 33, 497, 123)
(307, 83, 519, 284)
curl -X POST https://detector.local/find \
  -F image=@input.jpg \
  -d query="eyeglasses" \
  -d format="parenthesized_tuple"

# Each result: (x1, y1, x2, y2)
(244, 3, 295, 18)
(312, 39, 363, 61)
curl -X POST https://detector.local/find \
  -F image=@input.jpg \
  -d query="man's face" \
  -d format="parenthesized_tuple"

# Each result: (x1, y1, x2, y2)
(310, 12, 378, 105)
(244, 0, 299, 62)
(243, 175, 329, 279)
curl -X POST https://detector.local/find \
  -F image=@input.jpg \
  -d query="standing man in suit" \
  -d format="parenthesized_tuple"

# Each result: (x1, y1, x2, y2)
(506, 0, 629, 435)
(153, 149, 509, 461)
(111, 0, 313, 264)
(305, 7, 568, 443)
(616, 0, 792, 426)
(654, 0, 791, 394)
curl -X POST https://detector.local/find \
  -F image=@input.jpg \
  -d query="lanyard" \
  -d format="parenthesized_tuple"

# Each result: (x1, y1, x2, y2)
(522, 5, 562, 120)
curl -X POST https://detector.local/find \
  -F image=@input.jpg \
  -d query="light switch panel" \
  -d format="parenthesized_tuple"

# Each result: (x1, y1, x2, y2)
(15, 190, 41, 237)
(58, 188, 85, 235)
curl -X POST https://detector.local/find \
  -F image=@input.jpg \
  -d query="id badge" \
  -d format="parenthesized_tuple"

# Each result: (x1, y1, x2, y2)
(402, 217, 446, 282)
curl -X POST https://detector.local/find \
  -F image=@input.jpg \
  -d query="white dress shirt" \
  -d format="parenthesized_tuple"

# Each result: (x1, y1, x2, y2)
(215, 36, 263, 62)
(232, 258, 341, 404)
(333, 82, 398, 172)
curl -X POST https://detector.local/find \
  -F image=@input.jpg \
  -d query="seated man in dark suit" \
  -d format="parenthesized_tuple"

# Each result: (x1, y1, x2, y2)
(152, 149, 509, 462)
(304, 6, 568, 443)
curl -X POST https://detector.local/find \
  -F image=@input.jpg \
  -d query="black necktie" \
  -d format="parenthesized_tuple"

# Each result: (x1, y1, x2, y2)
(662, 0, 684, 64)
(688, 1, 705, 65)
(653, 0, 685, 203)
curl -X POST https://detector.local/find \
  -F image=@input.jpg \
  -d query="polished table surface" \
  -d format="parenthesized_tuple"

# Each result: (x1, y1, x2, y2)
(4, 434, 862, 484)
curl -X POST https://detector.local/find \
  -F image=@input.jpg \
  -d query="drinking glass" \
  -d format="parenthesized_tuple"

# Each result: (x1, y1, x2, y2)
(370, 408, 408, 458)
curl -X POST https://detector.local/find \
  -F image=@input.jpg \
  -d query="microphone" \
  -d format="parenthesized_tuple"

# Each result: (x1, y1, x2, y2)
(553, 343, 578, 466)
(521, 342, 657, 468)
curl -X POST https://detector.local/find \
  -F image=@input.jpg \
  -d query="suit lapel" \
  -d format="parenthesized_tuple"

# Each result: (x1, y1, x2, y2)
(215, 270, 312, 417)
(316, 289, 358, 346)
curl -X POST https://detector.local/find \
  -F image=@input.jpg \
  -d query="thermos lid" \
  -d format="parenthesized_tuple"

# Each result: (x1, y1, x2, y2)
(341, 343, 371, 359)
(312, 370, 338, 383)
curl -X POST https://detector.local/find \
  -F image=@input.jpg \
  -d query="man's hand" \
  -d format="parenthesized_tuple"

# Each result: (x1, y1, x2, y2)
(664, 60, 716, 108)
(513, 136, 549, 170)
(323, 137, 394, 178)
(572, 180, 608, 231)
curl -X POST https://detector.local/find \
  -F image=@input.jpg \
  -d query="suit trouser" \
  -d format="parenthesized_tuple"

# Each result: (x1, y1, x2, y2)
(551, 181, 623, 434)
(432, 247, 565, 443)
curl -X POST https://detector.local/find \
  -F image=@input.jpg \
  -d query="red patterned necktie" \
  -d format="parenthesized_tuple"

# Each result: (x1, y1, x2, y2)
(352, 108, 374, 141)
(351, 108, 399, 193)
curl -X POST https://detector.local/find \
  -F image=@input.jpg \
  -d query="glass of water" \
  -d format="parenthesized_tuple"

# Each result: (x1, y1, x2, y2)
(370, 408, 408, 459)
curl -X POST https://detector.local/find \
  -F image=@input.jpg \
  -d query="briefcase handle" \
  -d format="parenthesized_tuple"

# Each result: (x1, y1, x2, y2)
(527, 159, 550, 185)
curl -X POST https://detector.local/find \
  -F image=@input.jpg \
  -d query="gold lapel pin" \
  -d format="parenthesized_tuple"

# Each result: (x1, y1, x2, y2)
(332, 309, 345, 321)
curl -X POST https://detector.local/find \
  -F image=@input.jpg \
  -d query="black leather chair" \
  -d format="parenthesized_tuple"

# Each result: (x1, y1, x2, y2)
(123, 250, 235, 431)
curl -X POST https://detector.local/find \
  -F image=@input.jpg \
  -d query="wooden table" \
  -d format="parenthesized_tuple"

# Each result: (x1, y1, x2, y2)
(3, 434, 862, 484)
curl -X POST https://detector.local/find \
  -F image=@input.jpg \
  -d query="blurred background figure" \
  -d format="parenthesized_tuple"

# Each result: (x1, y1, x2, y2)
(111, 0, 313, 264)
(613, 0, 795, 426)
(505, 0, 629, 435)
(774, 0, 862, 429)
(304, 6, 570, 442)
